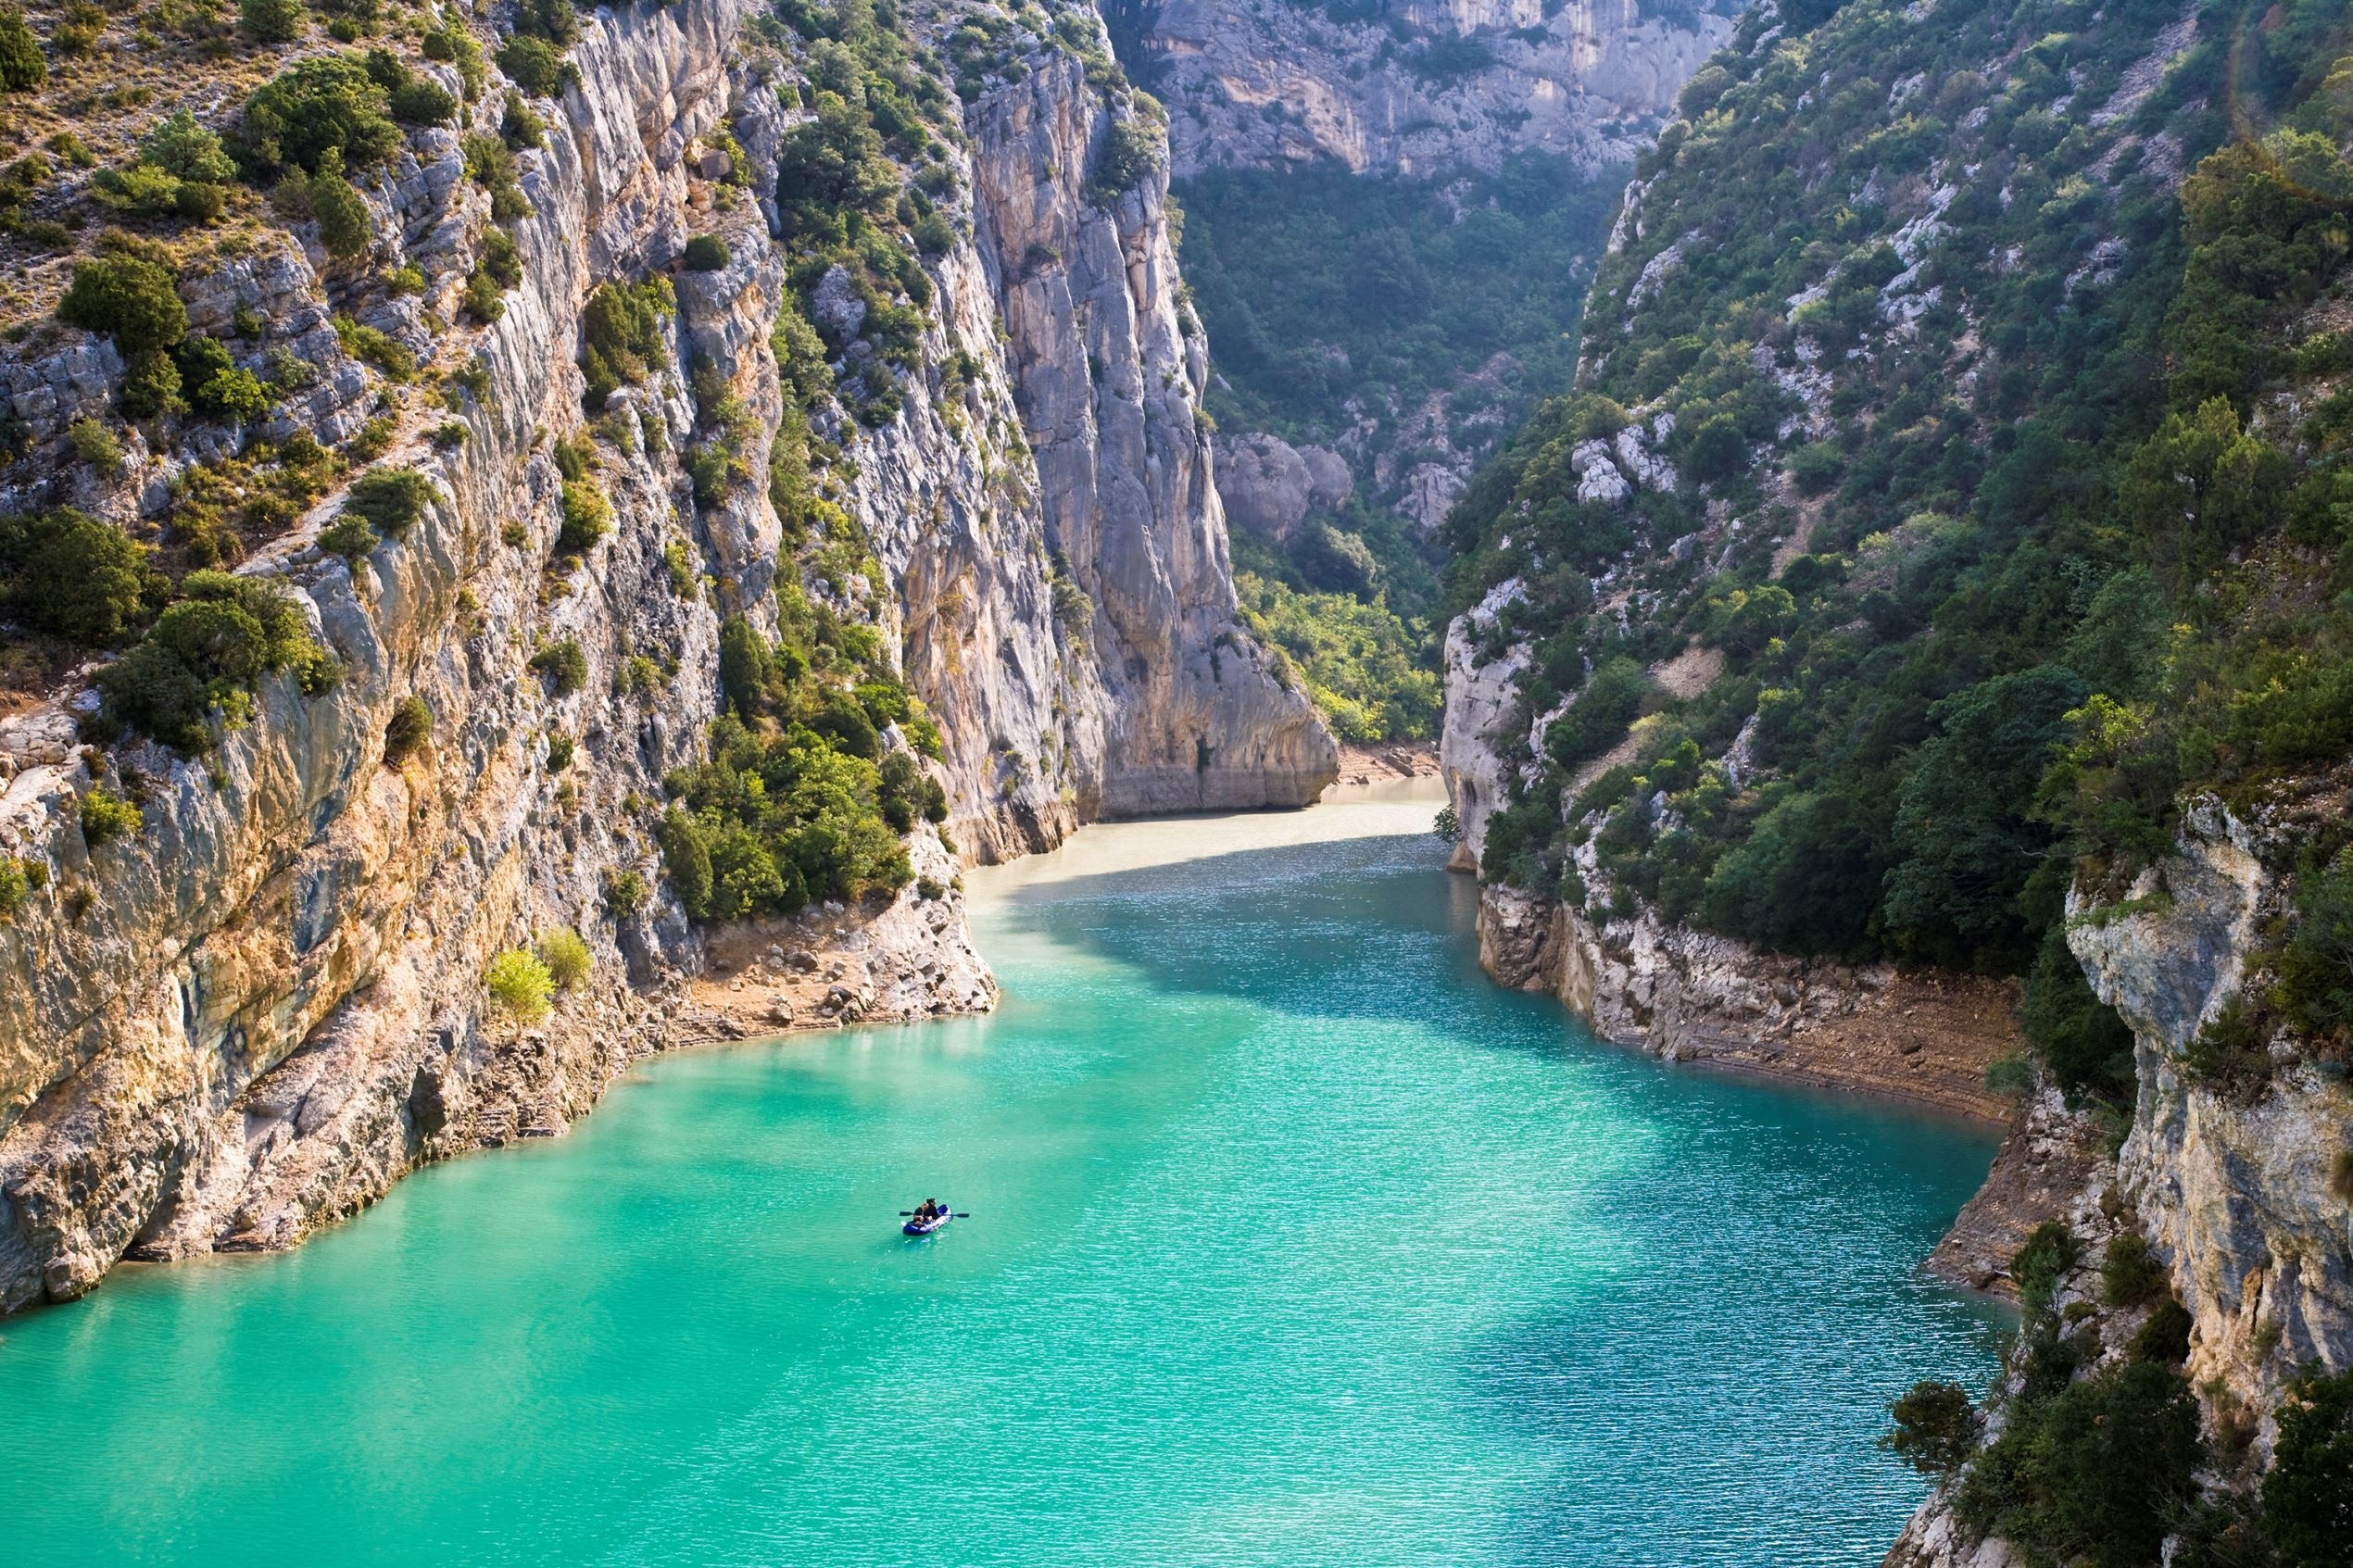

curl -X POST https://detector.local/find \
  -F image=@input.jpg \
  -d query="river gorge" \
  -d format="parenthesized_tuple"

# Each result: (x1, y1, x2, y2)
(3, 0, 2349, 1556)
(1, 792, 2005, 1563)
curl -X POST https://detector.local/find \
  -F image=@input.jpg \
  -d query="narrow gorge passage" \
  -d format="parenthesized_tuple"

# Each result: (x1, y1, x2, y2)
(0, 798, 2001, 1565)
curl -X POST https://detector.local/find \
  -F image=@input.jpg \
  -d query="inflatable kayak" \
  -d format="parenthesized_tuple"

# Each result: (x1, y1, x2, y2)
(902, 1206, 954, 1236)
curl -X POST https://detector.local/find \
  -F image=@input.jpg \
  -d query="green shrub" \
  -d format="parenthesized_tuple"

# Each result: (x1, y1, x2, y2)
(529, 638, 587, 695)
(1542, 656, 1648, 773)
(484, 947, 554, 1021)
(1880, 1380, 1981, 1476)
(602, 867, 648, 918)
(681, 233, 731, 271)
(2021, 929, 2139, 1108)
(2011, 1223, 2082, 1319)
(2264, 1367, 2353, 1568)
(0, 9, 45, 92)
(57, 257, 188, 355)
(579, 277, 673, 408)
(1090, 114, 1161, 202)
(94, 571, 335, 752)
(79, 787, 142, 846)
(387, 82, 456, 127)
(382, 694, 431, 764)
(538, 927, 591, 989)
(0, 508, 159, 645)
(241, 55, 403, 176)
(2101, 1232, 2168, 1309)
(545, 730, 573, 771)
(305, 151, 373, 257)
(317, 514, 374, 561)
(1954, 1361, 2203, 1568)
(333, 315, 414, 380)
(501, 94, 546, 150)
(239, 0, 304, 44)
(2274, 864, 2353, 1044)
(346, 467, 433, 534)
(656, 808, 713, 918)
(460, 268, 504, 322)
(556, 480, 611, 553)
(0, 855, 48, 916)
(119, 349, 185, 420)
(496, 35, 568, 97)
(2128, 1298, 2192, 1365)
(66, 420, 123, 474)
(511, 0, 577, 46)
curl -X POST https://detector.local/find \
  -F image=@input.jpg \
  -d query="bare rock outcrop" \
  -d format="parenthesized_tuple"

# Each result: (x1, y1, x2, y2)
(1139, 0, 1732, 178)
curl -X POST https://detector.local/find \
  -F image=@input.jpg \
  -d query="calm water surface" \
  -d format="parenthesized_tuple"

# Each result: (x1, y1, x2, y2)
(0, 806, 2004, 1564)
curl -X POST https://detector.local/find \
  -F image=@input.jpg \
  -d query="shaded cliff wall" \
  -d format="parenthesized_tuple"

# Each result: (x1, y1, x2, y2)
(0, 0, 1330, 1312)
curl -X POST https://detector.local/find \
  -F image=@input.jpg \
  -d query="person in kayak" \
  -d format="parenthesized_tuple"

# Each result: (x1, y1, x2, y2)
(912, 1198, 941, 1224)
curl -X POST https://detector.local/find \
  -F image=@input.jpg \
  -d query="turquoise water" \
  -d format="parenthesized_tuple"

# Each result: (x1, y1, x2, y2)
(0, 824, 2003, 1565)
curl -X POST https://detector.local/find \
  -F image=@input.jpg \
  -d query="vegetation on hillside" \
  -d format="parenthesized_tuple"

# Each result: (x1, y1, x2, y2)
(1444, 0, 2353, 1115)
(1175, 154, 1620, 741)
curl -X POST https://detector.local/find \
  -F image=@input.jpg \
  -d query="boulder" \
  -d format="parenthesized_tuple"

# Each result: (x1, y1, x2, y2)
(1217, 432, 1315, 538)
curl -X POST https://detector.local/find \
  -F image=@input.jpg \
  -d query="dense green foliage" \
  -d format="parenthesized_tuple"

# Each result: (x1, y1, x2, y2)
(1441, 0, 2353, 1107)
(656, 594, 943, 922)
(1956, 1359, 2205, 1568)
(2264, 1367, 2353, 1567)
(0, 508, 165, 645)
(1234, 572, 1439, 741)
(1880, 1379, 1981, 1477)
(93, 571, 336, 751)
(580, 277, 675, 409)
(1179, 157, 1619, 447)
(238, 55, 404, 176)
(0, 8, 46, 92)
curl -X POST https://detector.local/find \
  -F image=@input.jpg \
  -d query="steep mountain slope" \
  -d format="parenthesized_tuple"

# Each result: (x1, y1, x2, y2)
(1439, 0, 2353, 1554)
(0, 0, 1330, 1311)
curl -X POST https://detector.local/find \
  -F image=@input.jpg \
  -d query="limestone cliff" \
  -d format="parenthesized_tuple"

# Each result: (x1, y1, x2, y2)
(0, 0, 1329, 1312)
(1130, 0, 1733, 178)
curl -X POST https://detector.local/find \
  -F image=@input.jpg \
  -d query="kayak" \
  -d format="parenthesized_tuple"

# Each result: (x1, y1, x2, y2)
(902, 1206, 953, 1236)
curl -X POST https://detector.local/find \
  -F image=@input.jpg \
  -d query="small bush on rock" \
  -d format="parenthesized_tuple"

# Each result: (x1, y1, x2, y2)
(2101, 1233, 2169, 1309)
(497, 35, 568, 97)
(529, 638, 587, 695)
(57, 256, 187, 355)
(681, 233, 730, 271)
(346, 467, 433, 534)
(484, 947, 553, 1020)
(1881, 1380, 1981, 1476)
(557, 480, 611, 554)
(602, 868, 648, 918)
(239, 0, 305, 44)
(382, 694, 431, 764)
(2265, 1367, 2353, 1568)
(0, 855, 48, 916)
(78, 787, 142, 846)
(538, 928, 591, 989)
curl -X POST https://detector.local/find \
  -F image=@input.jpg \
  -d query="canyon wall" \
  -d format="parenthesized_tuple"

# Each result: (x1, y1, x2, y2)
(1133, 0, 1733, 177)
(0, 0, 1330, 1312)
(1436, 0, 2353, 1556)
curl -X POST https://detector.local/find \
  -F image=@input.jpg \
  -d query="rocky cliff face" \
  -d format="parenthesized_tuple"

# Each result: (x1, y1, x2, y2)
(0, 0, 1329, 1312)
(1134, 0, 1733, 177)
(2072, 804, 2353, 1410)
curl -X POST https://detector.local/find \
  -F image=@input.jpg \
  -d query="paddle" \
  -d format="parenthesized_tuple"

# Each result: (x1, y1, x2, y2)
(898, 1211, 975, 1217)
